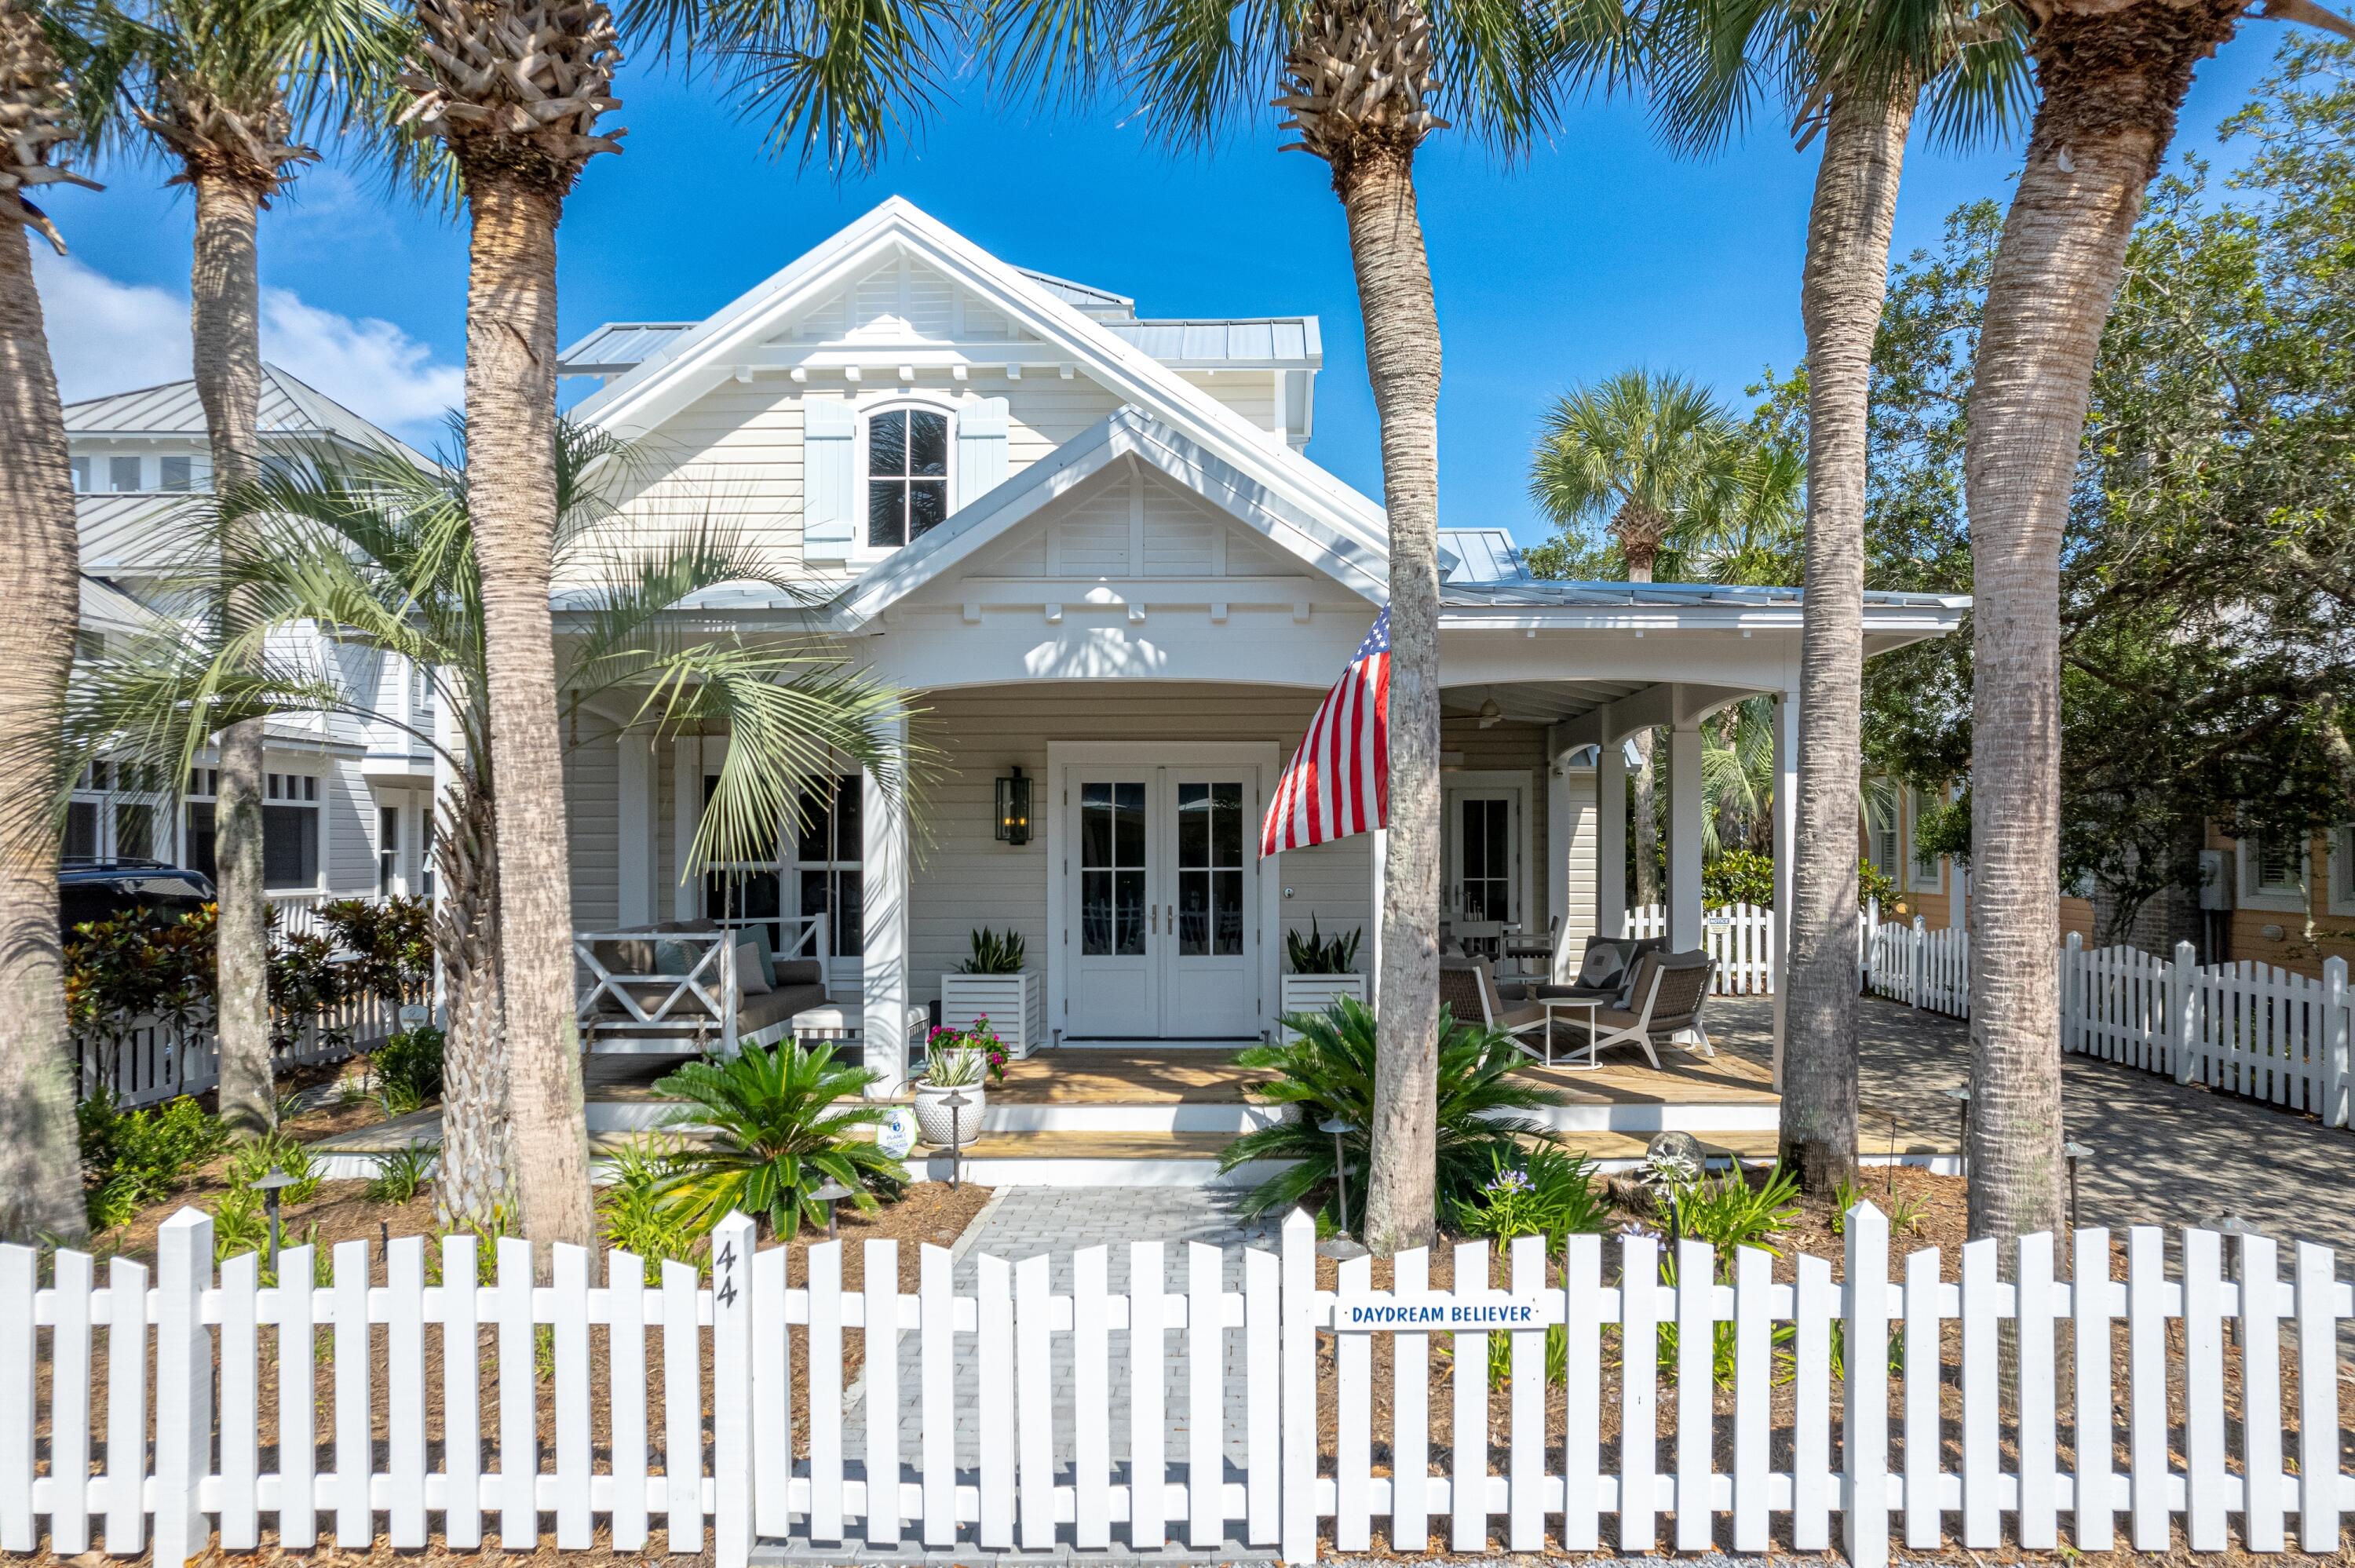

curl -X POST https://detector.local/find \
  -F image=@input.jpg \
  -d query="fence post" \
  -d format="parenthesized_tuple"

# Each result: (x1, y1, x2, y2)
(2325, 957, 2351, 1128)
(1911, 917, 1928, 1010)
(153, 1208, 214, 1568)
(2171, 941, 2200, 1084)
(2061, 932, 2082, 1052)
(1842, 1202, 1890, 1567)
(711, 1212, 755, 1568)
(1280, 1207, 1318, 1565)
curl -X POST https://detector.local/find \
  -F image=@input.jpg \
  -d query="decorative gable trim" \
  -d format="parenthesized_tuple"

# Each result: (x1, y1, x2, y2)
(828, 407, 1387, 632)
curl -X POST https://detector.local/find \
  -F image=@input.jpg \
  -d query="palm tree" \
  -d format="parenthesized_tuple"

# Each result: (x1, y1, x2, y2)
(1530, 368, 1734, 910)
(69, 425, 917, 1229)
(1961, 0, 2350, 1244)
(0, 0, 103, 1245)
(984, 0, 1568, 1256)
(396, 0, 953, 1252)
(90, 0, 404, 1143)
(1630, 0, 2028, 1193)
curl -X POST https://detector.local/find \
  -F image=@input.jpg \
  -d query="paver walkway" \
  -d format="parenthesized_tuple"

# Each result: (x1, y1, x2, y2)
(1709, 994, 2355, 1256)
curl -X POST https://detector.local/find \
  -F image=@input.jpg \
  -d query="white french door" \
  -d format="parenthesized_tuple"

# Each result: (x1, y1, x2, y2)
(1444, 782, 1525, 960)
(1062, 766, 1261, 1039)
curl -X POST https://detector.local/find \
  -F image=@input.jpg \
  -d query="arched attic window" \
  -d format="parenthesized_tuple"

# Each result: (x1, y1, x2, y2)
(800, 394, 1011, 564)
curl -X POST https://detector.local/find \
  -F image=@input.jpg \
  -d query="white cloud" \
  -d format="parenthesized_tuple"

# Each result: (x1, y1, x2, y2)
(32, 250, 462, 440)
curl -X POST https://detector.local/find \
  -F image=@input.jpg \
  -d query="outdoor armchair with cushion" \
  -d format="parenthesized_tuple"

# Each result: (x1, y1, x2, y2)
(1519, 934, 1668, 1005)
(1575, 948, 1716, 1069)
(1438, 954, 1593, 1064)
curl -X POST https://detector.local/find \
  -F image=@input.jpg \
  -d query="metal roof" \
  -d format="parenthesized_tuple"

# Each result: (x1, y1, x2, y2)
(64, 365, 432, 464)
(1015, 268, 1135, 320)
(80, 574, 165, 636)
(1101, 317, 1320, 368)
(75, 494, 197, 574)
(1438, 578, 1969, 612)
(1436, 527, 1528, 584)
(557, 321, 699, 376)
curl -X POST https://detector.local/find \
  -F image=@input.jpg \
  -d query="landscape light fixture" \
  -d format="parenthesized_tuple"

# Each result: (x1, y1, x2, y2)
(995, 768, 1032, 844)
(251, 1166, 298, 1274)
(811, 1176, 856, 1238)
(1317, 1116, 1368, 1260)
(944, 1090, 973, 1190)
(2062, 1140, 2091, 1234)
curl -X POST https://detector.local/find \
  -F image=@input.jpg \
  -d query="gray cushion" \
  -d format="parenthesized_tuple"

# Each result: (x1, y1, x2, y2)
(774, 957, 823, 987)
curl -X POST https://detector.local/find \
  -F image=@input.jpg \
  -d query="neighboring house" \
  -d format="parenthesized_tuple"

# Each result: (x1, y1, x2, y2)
(65, 367, 441, 921)
(552, 199, 1966, 1088)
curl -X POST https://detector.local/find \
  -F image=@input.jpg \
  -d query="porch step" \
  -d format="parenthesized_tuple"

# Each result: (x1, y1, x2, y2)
(905, 1131, 1286, 1189)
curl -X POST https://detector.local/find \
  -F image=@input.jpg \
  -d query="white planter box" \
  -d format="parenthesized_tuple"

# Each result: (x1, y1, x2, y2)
(1279, 973, 1369, 1041)
(940, 971, 1046, 1059)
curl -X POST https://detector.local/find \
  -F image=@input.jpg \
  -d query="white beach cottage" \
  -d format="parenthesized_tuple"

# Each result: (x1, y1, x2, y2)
(555, 198, 1965, 1096)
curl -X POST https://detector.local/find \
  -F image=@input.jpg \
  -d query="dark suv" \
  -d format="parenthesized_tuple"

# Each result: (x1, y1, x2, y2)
(60, 859, 216, 931)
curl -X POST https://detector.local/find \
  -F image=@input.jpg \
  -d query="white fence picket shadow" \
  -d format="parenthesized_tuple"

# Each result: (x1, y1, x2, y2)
(1621, 903, 1777, 995)
(8, 1204, 2353, 1566)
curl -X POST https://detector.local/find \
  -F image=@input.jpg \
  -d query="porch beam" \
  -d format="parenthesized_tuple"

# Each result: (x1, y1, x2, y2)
(862, 716, 913, 1096)
(1550, 680, 1778, 758)
(1667, 724, 1705, 950)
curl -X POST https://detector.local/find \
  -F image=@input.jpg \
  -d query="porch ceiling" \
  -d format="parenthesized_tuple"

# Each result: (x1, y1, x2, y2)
(1440, 676, 1693, 729)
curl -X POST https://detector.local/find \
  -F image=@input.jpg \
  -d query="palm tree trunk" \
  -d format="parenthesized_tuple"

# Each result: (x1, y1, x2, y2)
(190, 169, 276, 1140)
(1338, 141, 1443, 1256)
(0, 221, 90, 1244)
(433, 771, 513, 1229)
(463, 171, 594, 1249)
(1962, 1, 2236, 1242)
(1780, 86, 1916, 1194)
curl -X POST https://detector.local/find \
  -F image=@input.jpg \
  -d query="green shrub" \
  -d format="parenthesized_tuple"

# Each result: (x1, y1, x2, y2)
(1669, 1159, 1801, 1255)
(366, 1144, 435, 1205)
(652, 1042, 909, 1239)
(1701, 848, 1775, 909)
(371, 1026, 445, 1113)
(225, 1129, 323, 1204)
(1221, 997, 1563, 1224)
(597, 1140, 705, 1283)
(79, 1092, 225, 1228)
(958, 927, 1026, 975)
(212, 1187, 269, 1262)
(1283, 917, 1361, 975)
(1455, 1146, 1612, 1249)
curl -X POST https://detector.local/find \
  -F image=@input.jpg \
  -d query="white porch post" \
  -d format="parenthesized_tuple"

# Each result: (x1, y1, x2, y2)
(861, 718, 912, 1096)
(616, 731, 654, 926)
(1667, 722, 1705, 951)
(1546, 738, 1572, 981)
(1368, 827, 1387, 996)
(1772, 690, 1799, 1086)
(1596, 733, 1627, 939)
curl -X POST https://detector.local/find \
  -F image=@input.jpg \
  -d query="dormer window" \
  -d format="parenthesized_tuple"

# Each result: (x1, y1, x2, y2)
(867, 407, 948, 549)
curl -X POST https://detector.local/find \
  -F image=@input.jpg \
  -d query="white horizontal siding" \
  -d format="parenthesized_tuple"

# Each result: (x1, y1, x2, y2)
(565, 721, 623, 929)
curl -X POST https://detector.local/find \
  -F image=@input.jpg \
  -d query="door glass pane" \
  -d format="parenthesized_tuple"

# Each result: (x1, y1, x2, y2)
(1178, 782, 1245, 956)
(1461, 798, 1510, 922)
(1080, 782, 1148, 957)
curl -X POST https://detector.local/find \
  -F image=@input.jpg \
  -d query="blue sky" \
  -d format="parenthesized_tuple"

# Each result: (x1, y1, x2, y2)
(43, 32, 2291, 549)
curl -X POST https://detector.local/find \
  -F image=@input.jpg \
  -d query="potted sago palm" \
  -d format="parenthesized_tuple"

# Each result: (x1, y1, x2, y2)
(940, 926, 1043, 1058)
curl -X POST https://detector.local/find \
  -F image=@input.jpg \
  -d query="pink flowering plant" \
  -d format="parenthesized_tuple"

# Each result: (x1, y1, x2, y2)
(927, 1015, 1009, 1082)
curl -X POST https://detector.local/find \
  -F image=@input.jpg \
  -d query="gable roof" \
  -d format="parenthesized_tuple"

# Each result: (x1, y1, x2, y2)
(65, 365, 431, 465)
(573, 196, 1386, 558)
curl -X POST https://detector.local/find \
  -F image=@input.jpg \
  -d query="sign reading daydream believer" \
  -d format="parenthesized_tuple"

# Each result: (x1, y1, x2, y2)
(1332, 1293, 1556, 1331)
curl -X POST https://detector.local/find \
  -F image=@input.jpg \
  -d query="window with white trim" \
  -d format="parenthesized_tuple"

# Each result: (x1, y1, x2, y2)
(1908, 787, 1944, 892)
(2329, 825, 2355, 915)
(864, 406, 950, 550)
(2241, 831, 2305, 903)
(1867, 816, 1900, 882)
(698, 771, 864, 960)
(65, 760, 166, 864)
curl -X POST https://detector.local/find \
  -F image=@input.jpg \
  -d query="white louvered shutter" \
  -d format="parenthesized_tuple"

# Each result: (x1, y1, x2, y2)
(956, 396, 1010, 509)
(802, 397, 858, 560)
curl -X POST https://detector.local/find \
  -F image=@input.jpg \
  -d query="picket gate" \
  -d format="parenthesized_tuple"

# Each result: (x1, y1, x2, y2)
(7, 1204, 2355, 1565)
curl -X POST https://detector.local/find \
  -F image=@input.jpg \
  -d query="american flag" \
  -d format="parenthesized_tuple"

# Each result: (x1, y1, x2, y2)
(1260, 608, 1389, 856)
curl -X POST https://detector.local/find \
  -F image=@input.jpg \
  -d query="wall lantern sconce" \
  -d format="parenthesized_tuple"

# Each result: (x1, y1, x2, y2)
(995, 767, 1032, 845)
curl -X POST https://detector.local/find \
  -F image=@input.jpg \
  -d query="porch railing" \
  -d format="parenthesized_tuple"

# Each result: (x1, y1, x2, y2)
(574, 914, 829, 1051)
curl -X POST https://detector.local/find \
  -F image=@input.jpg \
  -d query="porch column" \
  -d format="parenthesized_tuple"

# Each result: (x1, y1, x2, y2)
(1595, 735, 1627, 939)
(616, 731, 655, 926)
(1771, 690, 1798, 1087)
(1667, 722, 1705, 950)
(861, 717, 911, 1096)
(1546, 742, 1572, 981)
(1368, 827, 1387, 1001)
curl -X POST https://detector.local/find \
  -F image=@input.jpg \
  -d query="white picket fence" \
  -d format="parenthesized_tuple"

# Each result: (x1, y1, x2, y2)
(1622, 903, 1776, 994)
(9, 1204, 2354, 1565)
(1860, 906, 1972, 1018)
(74, 978, 402, 1110)
(2061, 935, 2353, 1128)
